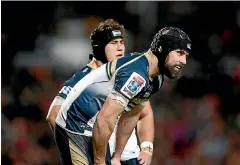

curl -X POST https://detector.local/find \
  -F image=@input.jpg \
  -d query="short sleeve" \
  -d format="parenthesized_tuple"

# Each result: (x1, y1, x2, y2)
(109, 66, 147, 108)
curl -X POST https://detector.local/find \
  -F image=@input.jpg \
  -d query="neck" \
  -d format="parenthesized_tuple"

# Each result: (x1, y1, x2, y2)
(87, 59, 103, 69)
(144, 49, 159, 78)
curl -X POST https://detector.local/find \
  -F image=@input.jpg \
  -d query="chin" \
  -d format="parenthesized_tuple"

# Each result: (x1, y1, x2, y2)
(173, 75, 182, 81)
(171, 72, 182, 80)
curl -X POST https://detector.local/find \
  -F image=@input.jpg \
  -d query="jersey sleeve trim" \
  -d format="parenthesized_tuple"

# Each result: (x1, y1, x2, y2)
(108, 90, 129, 108)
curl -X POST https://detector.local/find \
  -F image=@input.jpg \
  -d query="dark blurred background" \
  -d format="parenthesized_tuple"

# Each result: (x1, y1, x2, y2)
(1, 1, 240, 165)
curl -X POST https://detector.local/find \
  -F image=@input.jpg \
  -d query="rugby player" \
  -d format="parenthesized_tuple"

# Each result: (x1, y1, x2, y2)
(57, 26, 191, 165)
(46, 19, 157, 165)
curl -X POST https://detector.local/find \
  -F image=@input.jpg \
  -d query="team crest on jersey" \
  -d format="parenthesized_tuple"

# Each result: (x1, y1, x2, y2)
(121, 72, 146, 99)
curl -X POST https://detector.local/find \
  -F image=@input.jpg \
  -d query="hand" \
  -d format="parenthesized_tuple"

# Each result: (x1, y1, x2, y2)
(94, 162, 106, 165)
(111, 157, 121, 165)
(94, 157, 106, 165)
(138, 151, 152, 165)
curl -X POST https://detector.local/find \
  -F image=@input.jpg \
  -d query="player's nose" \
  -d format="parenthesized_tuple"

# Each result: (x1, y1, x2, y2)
(117, 42, 124, 51)
(180, 55, 187, 65)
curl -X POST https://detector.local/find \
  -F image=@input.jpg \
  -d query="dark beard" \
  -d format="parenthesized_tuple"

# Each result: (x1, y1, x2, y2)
(166, 64, 183, 80)
(158, 54, 183, 80)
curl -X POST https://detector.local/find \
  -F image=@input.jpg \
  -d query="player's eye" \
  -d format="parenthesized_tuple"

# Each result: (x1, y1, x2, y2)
(176, 50, 182, 54)
(110, 41, 117, 44)
(120, 40, 124, 44)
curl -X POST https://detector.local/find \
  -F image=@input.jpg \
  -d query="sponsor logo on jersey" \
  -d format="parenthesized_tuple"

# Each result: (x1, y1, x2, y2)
(121, 72, 146, 99)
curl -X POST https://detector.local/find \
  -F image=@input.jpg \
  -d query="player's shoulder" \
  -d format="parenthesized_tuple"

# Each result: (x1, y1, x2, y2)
(63, 65, 93, 87)
(116, 52, 147, 67)
(115, 52, 149, 77)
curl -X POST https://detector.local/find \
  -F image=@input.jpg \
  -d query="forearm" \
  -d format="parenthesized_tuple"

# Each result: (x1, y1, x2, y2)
(46, 96, 64, 132)
(137, 113, 154, 143)
(92, 96, 124, 164)
(93, 112, 116, 164)
(46, 107, 59, 127)
(113, 111, 141, 159)
(137, 101, 154, 156)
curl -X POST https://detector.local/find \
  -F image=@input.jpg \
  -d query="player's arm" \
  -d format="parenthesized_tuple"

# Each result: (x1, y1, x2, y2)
(46, 96, 65, 131)
(138, 101, 154, 150)
(112, 104, 144, 160)
(137, 101, 154, 165)
(93, 61, 147, 164)
(138, 75, 162, 155)
(46, 85, 72, 131)
(93, 95, 126, 165)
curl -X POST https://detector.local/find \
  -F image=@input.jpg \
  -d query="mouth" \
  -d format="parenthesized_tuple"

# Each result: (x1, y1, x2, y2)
(174, 65, 182, 71)
(116, 54, 123, 58)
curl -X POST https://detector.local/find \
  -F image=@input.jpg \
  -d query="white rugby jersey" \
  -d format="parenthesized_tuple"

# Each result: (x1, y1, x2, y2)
(55, 53, 163, 160)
